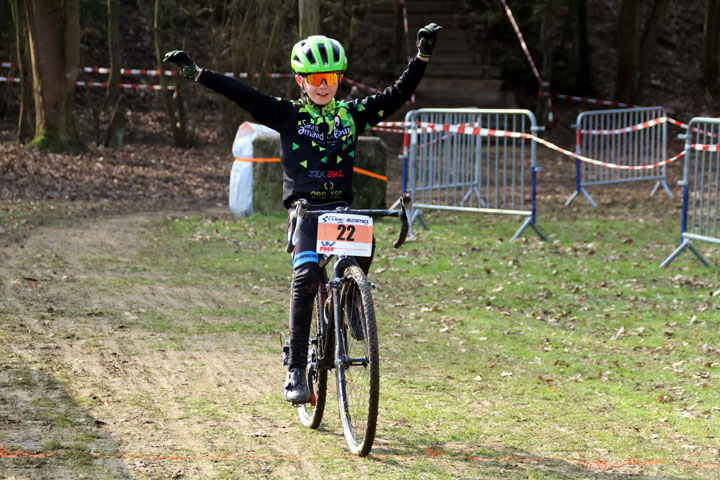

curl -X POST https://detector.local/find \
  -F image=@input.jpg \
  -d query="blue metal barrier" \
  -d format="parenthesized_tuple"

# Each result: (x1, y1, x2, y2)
(661, 117, 720, 267)
(567, 107, 671, 207)
(404, 108, 546, 241)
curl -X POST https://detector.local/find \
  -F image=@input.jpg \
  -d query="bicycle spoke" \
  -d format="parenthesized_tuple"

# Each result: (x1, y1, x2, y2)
(336, 265, 378, 456)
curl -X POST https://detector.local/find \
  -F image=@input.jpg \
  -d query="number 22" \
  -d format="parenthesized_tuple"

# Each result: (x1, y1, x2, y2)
(336, 224, 356, 241)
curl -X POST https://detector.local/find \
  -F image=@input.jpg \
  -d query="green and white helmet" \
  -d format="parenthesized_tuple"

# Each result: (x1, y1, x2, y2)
(291, 35, 347, 74)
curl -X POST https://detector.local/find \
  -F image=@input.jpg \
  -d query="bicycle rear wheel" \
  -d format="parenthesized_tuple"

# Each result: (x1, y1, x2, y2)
(298, 292, 329, 428)
(336, 265, 379, 457)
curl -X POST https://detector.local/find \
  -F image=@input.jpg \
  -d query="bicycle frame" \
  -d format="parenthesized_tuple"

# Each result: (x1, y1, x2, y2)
(289, 194, 411, 455)
(314, 253, 361, 374)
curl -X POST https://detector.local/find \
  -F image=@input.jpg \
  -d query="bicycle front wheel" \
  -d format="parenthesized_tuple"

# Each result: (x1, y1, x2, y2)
(336, 265, 379, 457)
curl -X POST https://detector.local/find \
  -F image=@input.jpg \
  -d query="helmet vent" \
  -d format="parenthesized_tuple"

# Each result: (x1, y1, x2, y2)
(317, 43, 329, 64)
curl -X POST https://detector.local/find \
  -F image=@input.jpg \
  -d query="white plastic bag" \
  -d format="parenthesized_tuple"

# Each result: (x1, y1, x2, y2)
(229, 122, 279, 217)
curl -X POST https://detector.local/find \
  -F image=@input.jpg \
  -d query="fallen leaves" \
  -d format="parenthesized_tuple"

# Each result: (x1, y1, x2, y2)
(0, 136, 229, 208)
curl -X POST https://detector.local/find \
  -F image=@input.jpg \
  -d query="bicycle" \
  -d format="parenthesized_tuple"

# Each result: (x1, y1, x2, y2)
(282, 194, 412, 457)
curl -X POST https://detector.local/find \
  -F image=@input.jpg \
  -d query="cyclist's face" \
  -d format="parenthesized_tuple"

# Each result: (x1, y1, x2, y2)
(295, 75, 340, 105)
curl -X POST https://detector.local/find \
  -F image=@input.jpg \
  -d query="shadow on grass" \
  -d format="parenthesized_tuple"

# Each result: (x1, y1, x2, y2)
(370, 442, 699, 480)
(0, 367, 132, 479)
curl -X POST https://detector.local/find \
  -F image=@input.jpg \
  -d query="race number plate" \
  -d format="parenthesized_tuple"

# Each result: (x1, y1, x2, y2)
(316, 213, 373, 257)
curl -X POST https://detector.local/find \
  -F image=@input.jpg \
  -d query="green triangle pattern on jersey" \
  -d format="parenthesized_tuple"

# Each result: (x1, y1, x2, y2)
(300, 160, 307, 168)
(336, 155, 342, 164)
(349, 150, 355, 157)
(320, 156, 327, 164)
(378, 110, 384, 117)
(292, 142, 299, 151)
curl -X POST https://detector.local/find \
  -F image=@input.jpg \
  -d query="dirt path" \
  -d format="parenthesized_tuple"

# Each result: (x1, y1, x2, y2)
(0, 209, 349, 479)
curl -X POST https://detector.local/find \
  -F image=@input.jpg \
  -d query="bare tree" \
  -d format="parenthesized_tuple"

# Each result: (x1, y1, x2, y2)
(24, 0, 84, 151)
(614, 0, 670, 105)
(103, 0, 126, 149)
(535, 0, 569, 124)
(153, 0, 190, 148)
(9, 0, 34, 143)
(704, 0, 720, 107)
(299, 0, 320, 37)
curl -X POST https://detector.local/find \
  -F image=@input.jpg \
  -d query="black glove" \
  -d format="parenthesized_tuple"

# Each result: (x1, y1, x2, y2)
(163, 50, 200, 80)
(416, 23, 443, 58)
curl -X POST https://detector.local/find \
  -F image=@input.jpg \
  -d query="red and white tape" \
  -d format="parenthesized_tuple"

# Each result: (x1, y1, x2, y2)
(4, 61, 379, 92)
(81, 66, 174, 76)
(375, 120, 686, 170)
(580, 116, 667, 135)
(542, 91, 639, 109)
(370, 126, 406, 134)
(342, 77, 380, 94)
(77, 81, 175, 90)
(692, 144, 720, 151)
(500, 0, 542, 84)
(532, 134, 685, 170)
(0, 76, 176, 90)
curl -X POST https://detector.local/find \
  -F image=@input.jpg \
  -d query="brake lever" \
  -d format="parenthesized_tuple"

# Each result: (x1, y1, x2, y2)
(393, 194, 413, 248)
(286, 199, 308, 253)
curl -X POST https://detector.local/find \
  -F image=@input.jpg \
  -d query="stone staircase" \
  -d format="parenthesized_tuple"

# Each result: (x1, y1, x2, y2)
(366, 0, 515, 108)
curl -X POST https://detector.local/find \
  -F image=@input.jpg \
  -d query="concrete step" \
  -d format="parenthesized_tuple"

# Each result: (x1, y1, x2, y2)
(418, 78, 503, 93)
(422, 62, 501, 79)
(414, 90, 517, 109)
(404, 0, 465, 14)
(414, 77, 515, 109)
(365, 0, 501, 85)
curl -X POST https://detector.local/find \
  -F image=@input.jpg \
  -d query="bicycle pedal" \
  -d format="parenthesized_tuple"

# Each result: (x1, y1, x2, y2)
(291, 393, 316, 408)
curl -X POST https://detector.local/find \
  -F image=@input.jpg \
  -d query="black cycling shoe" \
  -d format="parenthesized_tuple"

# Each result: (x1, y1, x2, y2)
(284, 368, 311, 404)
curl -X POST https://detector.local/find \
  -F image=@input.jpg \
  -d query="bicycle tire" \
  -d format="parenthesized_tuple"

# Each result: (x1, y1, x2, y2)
(336, 265, 379, 456)
(298, 290, 329, 428)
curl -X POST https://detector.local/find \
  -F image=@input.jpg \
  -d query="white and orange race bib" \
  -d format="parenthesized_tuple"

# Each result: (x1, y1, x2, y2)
(316, 213, 373, 257)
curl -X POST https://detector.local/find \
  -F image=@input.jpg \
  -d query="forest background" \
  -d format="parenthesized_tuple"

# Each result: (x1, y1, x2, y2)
(1, 0, 720, 206)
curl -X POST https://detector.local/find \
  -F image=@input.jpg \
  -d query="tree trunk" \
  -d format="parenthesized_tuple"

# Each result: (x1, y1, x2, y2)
(9, 0, 35, 143)
(614, 0, 669, 105)
(153, 0, 189, 148)
(298, 0, 320, 37)
(63, 0, 81, 145)
(25, 0, 84, 151)
(103, 0, 125, 149)
(704, 0, 720, 106)
(574, 0, 592, 94)
(535, 0, 569, 125)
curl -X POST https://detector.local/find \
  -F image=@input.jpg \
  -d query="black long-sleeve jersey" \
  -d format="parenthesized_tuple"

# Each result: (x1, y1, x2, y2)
(198, 57, 427, 208)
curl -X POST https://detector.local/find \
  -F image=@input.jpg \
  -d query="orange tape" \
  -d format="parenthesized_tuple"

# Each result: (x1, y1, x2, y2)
(234, 157, 281, 163)
(234, 158, 388, 182)
(353, 166, 388, 182)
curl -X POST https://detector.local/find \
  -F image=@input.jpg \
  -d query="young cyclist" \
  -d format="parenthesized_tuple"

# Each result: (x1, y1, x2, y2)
(164, 23, 442, 404)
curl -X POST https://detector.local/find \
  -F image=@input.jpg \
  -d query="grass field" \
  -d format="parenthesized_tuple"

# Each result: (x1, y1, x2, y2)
(1, 196, 719, 479)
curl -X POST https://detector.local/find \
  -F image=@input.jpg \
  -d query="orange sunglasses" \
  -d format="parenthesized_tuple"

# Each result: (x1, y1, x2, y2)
(304, 72, 342, 87)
